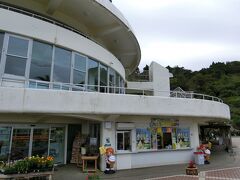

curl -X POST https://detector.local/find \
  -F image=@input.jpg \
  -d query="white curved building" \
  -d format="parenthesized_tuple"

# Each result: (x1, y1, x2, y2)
(0, 0, 230, 170)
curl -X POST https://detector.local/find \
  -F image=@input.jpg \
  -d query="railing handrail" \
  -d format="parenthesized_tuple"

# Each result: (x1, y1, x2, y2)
(0, 77, 224, 103)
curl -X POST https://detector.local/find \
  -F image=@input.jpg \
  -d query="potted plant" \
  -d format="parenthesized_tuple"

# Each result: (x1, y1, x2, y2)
(186, 161, 198, 175)
(0, 155, 54, 175)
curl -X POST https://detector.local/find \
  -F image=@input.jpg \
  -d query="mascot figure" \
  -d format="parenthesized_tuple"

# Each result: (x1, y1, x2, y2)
(104, 147, 116, 174)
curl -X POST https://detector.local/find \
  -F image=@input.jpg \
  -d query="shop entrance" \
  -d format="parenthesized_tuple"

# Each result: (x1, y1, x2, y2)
(0, 125, 66, 164)
(67, 123, 100, 167)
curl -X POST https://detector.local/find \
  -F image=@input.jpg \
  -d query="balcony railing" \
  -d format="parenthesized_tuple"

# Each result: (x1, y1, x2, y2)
(0, 77, 223, 103)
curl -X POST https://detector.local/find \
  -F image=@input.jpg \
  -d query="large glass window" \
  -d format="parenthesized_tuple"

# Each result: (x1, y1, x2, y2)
(0, 33, 4, 64)
(53, 47, 71, 84)
(120, 77, 125, 94)
(73, 54, 86, 89)
(0, 127, 11, 161)
(109, 68, 115, 93)
(5, 36, 29, 76)
(11, 128, 31, 160)
(117, 131, 131, 151)
(30, 41, 52, 82)
(32, 128, 49, 157)
(115, 73, 120, 94)
(100, 63, 108, 92)
(0, 33, 124, 94)
(88, 58, 99, 91)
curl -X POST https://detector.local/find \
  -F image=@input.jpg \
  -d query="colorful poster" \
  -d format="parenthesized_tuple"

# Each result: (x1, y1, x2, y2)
(136, 128, 151, 150)
(176, 128, 190, 148)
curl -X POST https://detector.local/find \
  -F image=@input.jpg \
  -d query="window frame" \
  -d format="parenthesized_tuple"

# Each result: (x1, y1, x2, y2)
(2, 33, 32, 79)
(72, 52, 87, 89)
(99, 63, 108, 93)
(108, 68, 116, 93)
(87, 58, 99, 92)
(29, 40, 53, 82)
(52, 46, 72, 85)
(116, 130, 132, 152)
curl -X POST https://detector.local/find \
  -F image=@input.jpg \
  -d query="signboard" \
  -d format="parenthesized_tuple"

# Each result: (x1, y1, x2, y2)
(151, 118, 179, 127)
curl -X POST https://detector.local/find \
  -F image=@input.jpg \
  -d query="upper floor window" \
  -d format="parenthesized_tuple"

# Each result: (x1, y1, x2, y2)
(73, 53, 86, 87)
(0, 32, 125, 93)
(115, 73, 120, 94)
(4, 35, 30, 76)
(53, 47, 71, 84)
(100, 63, 108, 93)
(88, 58, 99, 91)
(30, 41, 52, 82)
(120, 77, 125, 94)
(109, 68, 115, 93)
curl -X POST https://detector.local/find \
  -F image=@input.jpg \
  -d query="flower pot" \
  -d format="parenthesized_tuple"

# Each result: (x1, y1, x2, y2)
(186, 167, 198, 175)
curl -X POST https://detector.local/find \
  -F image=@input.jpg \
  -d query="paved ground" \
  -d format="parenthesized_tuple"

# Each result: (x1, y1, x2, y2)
(147, 167, 240, 180)
(53, 148, 240, 180)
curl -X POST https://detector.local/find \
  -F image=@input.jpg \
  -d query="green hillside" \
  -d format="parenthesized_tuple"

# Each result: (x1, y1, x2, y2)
(167, 61, 240, 128)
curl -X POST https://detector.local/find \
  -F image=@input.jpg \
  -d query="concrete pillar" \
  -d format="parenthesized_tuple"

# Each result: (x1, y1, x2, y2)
(100, 120, 116, 171)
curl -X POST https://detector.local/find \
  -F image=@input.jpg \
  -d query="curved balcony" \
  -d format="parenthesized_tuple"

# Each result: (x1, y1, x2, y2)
(0, 0, 141, 74)
(0, 77, 230, 121)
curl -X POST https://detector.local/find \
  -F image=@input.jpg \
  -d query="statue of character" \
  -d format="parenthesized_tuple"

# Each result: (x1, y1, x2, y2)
(104, 147, 116, 174)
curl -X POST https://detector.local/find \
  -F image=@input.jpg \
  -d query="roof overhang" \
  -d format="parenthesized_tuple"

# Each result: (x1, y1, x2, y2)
(0, 0, 141, 75)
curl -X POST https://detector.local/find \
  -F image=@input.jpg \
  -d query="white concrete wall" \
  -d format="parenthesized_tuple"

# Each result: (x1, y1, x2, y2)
(127, 61, 172, 96)
(131, 150, 193, 168)
(149, 61, 172, 97)
(110, 118, 199, 169)
(0, 87, 230, 120)
(0, 8, 125, 79)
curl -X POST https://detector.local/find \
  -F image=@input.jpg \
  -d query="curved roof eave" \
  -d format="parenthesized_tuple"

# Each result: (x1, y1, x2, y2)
(0, 0, 141, 75)
(91, 0, 142, 75)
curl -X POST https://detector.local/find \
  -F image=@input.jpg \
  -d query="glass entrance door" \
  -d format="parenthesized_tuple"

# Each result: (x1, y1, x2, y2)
(32, 128, 49, 157)
(49, 127, 65, 164)
(11, 128, 31, 160)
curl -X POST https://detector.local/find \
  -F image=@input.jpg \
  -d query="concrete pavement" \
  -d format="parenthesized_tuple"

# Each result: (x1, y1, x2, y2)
(53, 148, 240, 180)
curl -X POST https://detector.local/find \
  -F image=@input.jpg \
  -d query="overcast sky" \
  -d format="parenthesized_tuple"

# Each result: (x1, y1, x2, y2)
(113, 0, 240, 71)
